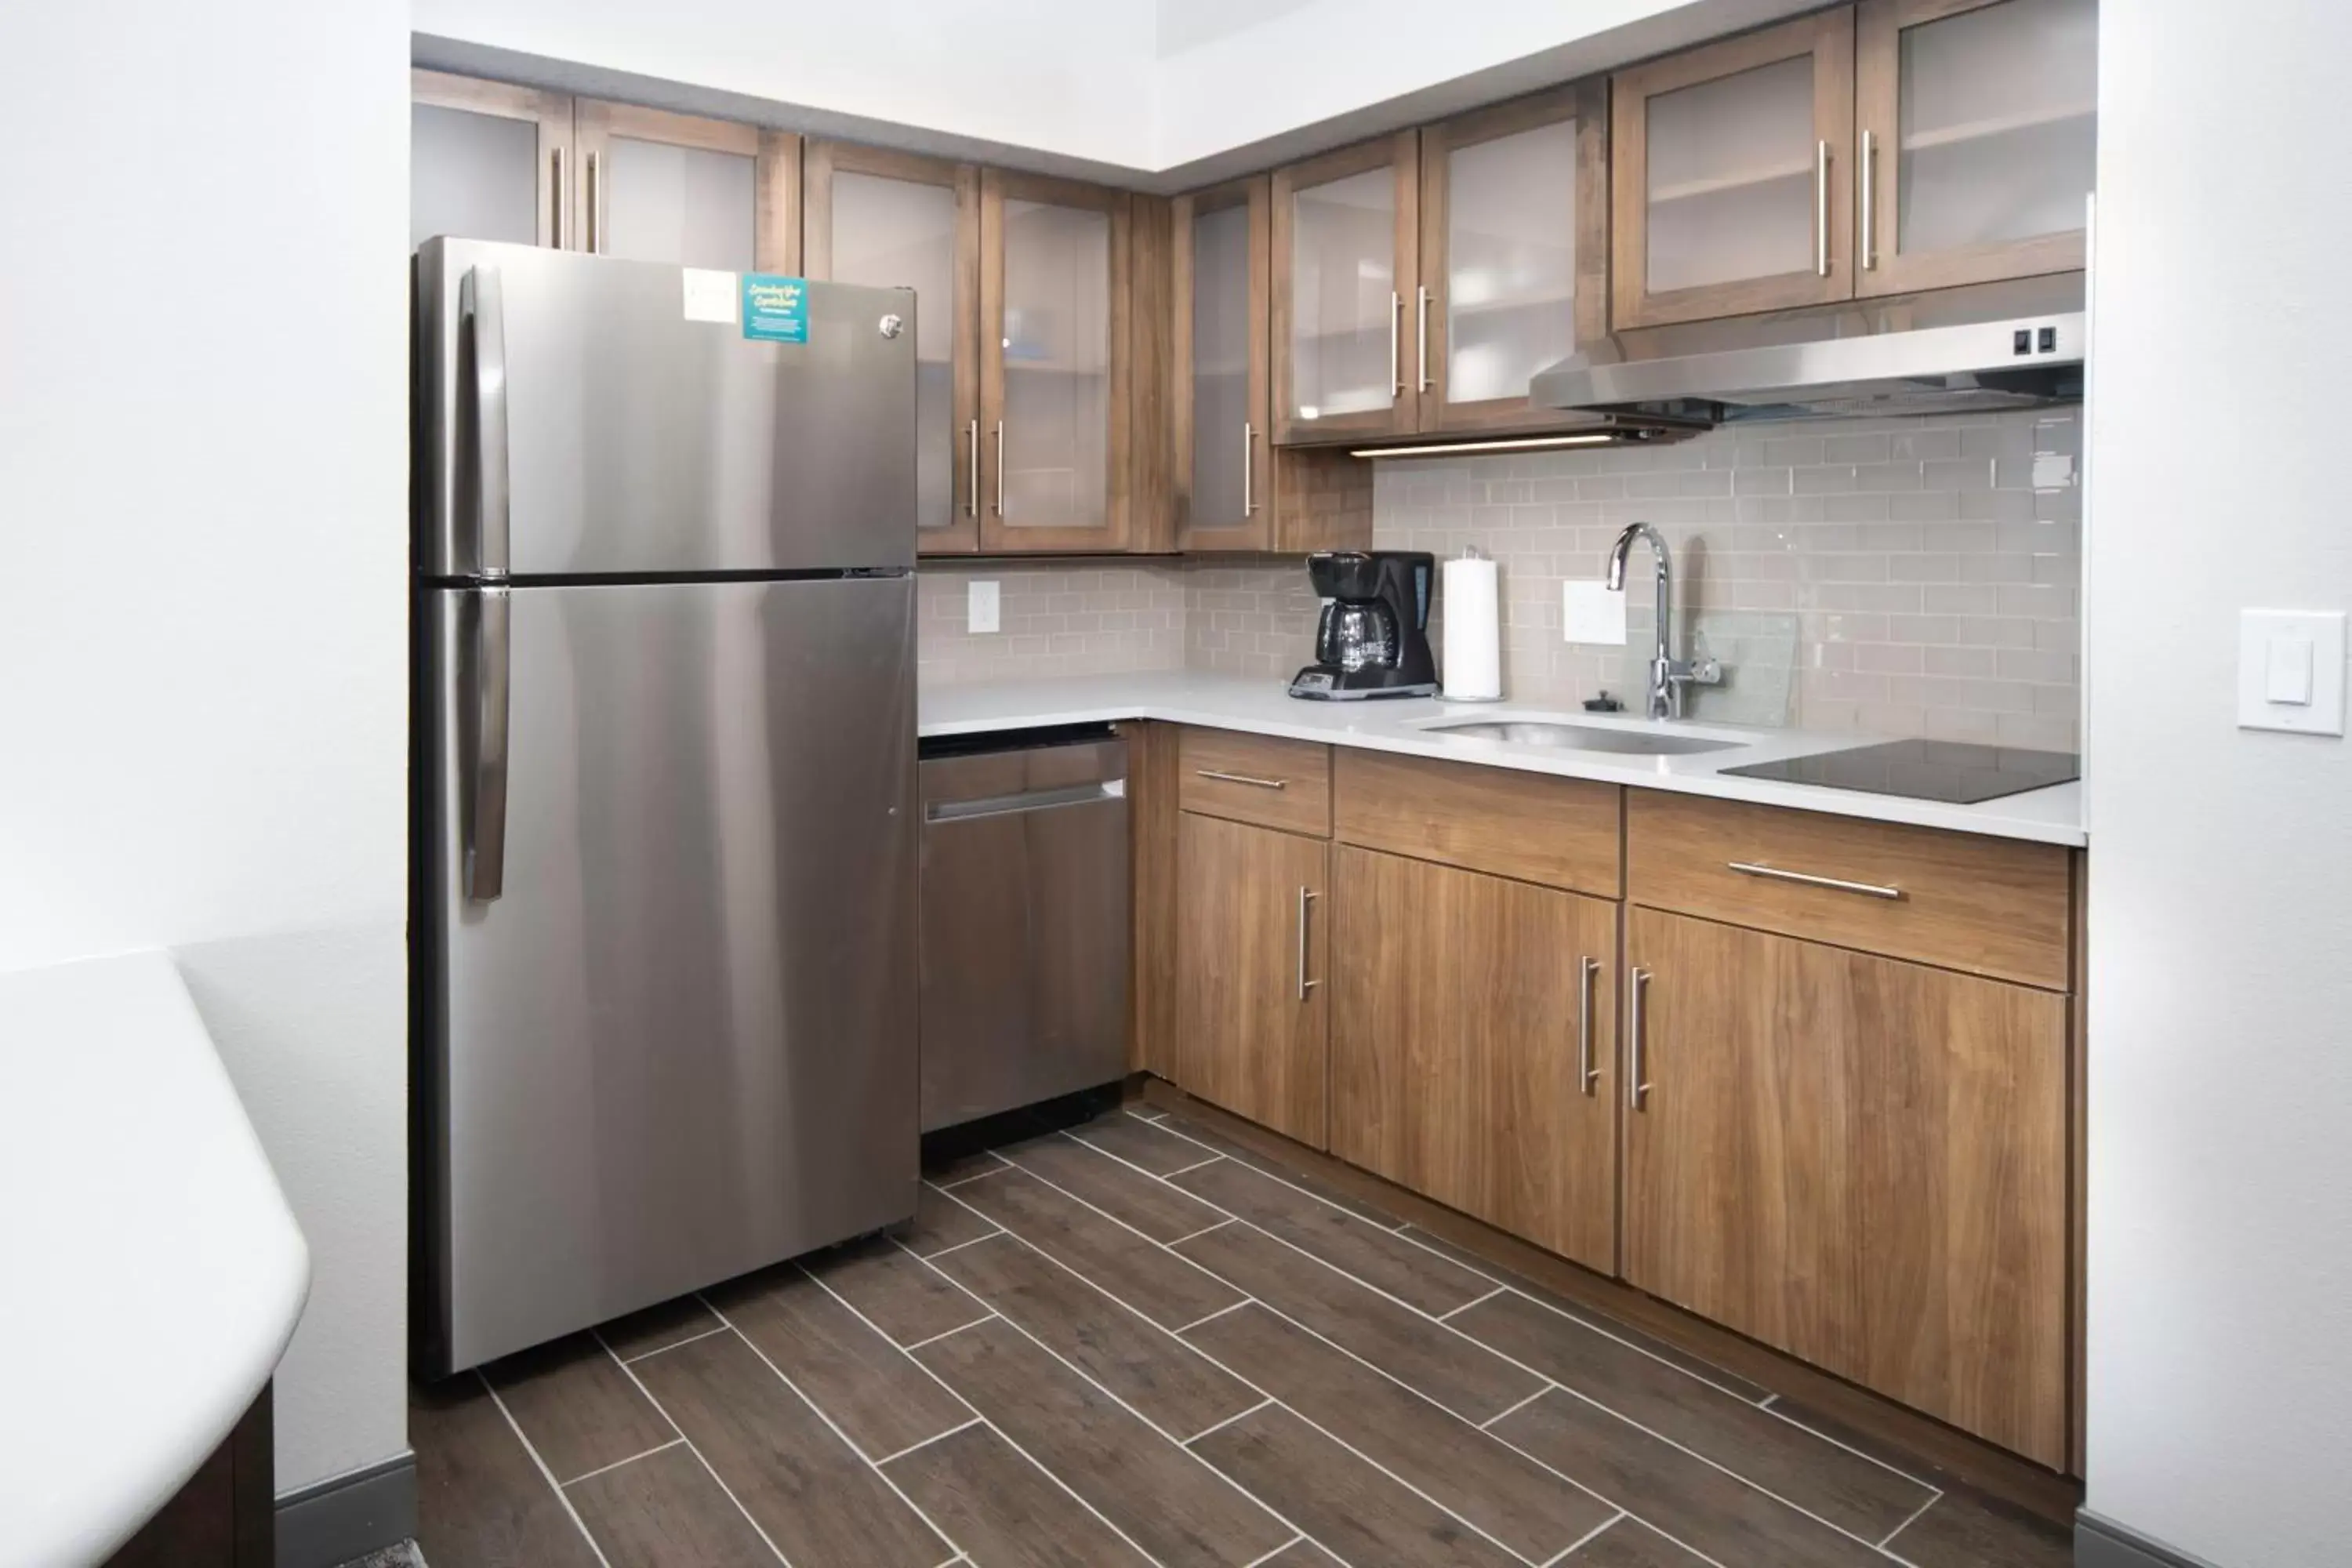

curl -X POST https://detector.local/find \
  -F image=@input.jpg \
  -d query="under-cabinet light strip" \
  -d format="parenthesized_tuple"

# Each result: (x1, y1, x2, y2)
(1348, 433, 1623, 459)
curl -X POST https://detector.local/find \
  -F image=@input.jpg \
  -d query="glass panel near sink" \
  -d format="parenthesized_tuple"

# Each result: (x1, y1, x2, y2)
(1425, 720, 1744, 756)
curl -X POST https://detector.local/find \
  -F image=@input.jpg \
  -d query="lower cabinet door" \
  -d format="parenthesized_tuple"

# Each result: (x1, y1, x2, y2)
(1329, 847, 1618, 1271)
(1623, 906, 2069, 1467)
(1174, 811, 1330, 1147)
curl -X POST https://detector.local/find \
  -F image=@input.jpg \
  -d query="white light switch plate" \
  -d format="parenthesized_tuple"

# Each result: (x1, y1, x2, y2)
(967, 579, 1000, 635)
(1563, 579, 1628, 645)
(2238, 609, 2344, 735)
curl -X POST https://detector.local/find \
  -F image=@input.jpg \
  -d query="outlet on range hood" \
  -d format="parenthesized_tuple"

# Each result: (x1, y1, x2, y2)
(1530, 273, 2085, 428)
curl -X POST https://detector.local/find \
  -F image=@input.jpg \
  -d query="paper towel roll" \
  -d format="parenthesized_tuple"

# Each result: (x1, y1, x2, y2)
(1442, 553, 1502, 702)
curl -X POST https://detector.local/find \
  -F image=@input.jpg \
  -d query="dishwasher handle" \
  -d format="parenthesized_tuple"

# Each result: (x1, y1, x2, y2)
(924, 779, 1125, 824)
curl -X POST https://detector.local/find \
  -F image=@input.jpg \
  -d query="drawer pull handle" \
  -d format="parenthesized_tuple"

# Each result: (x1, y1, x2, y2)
(1726, 861, 1904, 901)
(1196, 769, 1287, 790)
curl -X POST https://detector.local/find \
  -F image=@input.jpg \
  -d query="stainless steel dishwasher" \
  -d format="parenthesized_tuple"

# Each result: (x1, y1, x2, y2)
(918, 726, 1130, 1132)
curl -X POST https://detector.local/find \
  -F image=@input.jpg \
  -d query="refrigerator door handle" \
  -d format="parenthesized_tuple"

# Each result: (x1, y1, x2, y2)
(461, 265, 511, 579)
(464, 586, 511, 902)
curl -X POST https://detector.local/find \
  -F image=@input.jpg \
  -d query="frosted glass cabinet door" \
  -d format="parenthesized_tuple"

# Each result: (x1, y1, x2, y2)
(1419, 81, 1606, 431)
(979, 172, 1131, 552)
(1175, 179, 1271, 549)
(806, 144, 980, 553)
(575, 101, 797, 274)
(1611, 11, 1855, 328)
(1272, 131, 1418, 444)
(410, 70, 571, 249)
(1856, 0, 2096, 295)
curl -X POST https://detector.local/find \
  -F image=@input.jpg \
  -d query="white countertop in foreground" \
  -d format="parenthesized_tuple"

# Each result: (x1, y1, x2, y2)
(920, 671, 2086, 848)
(0, 951, 309, 1567)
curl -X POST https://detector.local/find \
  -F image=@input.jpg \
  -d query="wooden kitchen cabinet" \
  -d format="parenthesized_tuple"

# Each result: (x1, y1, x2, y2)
(1623, 905, 2069, 1467)
(1174, 811, 1330, 1149)
(1417, 82, 1610, 433)
(805, 143, 983, 554)
(1173, 177, 1273, 548)
(1853, 0, 2097, 296)
(1330, 847, 1617, 1269)
(410, 69, 572, 250)
(1272, 132, 1421, 445)
(979, 171, 1134, 553)
(1610, 9, 1857, 328)
(573, 100, 798, 273)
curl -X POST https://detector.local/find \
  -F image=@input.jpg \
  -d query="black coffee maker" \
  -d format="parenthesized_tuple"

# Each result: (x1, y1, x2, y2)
(1288, 550, 1439, 700)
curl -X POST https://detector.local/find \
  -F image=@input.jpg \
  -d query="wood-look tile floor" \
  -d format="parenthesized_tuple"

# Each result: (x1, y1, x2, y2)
(412, 1105, 2075, 1568)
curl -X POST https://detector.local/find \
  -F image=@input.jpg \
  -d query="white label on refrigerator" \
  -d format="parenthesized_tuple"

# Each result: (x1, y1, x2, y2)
(681, 269, 739, 324)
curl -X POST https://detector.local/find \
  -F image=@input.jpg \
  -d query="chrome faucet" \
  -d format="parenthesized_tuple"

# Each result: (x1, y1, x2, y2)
(1606, 521, 1722, 720)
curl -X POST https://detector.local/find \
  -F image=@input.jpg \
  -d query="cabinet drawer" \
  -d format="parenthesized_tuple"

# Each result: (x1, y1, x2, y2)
(1628, 789, 2071, 989)
(1334, 748, 1621, 897)
(1178, 728, 1331, 836)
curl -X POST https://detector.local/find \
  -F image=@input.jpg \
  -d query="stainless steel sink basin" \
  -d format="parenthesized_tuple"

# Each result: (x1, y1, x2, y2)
(1423, 719, 1745, 757)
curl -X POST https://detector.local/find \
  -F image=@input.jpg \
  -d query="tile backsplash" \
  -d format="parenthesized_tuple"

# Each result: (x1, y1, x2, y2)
(916, 406, 2082, 750)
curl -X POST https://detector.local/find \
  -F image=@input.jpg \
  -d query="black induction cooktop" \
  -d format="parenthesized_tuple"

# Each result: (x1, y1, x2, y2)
(1719, 740, 2079, 804)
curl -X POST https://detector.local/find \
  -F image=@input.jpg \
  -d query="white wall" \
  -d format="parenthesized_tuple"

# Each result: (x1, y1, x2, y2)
(412, 0, 1162, 169)
(0, 0, 412, 1498)
(2085, 5, 2352, 1565)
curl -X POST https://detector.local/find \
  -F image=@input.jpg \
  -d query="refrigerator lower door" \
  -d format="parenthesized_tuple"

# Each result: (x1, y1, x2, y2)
(418, 575, 916, 1374)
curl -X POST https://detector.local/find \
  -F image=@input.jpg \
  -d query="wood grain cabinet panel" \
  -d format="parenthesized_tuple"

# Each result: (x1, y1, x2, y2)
(1627, 789, 2071, 989)
(1175, 812, 1330, 1148)
(1624, 907, 2067, 1466)
(1178, 728, 1332, 837)
(1333, 749, 1621, 896)
(1330, 848, 1617, 1269)
(1610, 9, 1858, 329)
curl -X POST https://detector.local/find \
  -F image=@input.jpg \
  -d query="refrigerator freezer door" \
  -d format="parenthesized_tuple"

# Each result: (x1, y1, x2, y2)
(417, 237, 916, 578)
(418, 575, 917, 1373)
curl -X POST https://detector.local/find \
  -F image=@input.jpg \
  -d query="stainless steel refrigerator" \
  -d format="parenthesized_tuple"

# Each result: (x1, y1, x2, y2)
(412, 238, 919, 1376)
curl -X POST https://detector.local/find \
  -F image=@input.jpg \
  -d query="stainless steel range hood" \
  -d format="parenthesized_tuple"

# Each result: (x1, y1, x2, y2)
(1531, 274, 2085, 428)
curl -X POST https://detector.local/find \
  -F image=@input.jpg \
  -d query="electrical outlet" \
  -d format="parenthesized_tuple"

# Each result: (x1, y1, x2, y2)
(967, 579, 1000, 634)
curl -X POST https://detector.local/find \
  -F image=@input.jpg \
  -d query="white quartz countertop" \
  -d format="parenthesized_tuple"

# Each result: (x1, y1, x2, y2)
(920, 671, 2086, 848)
(0, 950, 309, 1568)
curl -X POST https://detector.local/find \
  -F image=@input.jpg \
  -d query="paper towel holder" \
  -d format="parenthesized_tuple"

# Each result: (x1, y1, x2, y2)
(1439, 546, 1506, 704)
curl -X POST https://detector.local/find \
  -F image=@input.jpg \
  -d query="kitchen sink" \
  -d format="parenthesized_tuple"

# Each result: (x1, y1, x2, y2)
(1421, 718, 1746, 757)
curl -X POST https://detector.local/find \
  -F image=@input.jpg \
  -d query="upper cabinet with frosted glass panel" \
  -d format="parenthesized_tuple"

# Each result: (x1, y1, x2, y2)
(1418, 82, 1609, 433)
(1272, 132, 1421, 445)
(805, 143, 981, 554)
(1855, 0, 2097, 295)
(411, 70, 572, 250)
(1174, 178, 1272, 549)
(979, 172, 1132, 553)
(1612, 11, 1857, 329)
(573, 101, 798, 274)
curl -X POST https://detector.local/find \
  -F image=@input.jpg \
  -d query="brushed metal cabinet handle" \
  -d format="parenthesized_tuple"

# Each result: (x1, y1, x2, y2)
(966, 418, 980, 518)
(587, 149, 604, 254)
(1628, 967, 1651, 1110)
(1242, 421, 1256, 517)
(1814, 140, 1831, 278)
(1726, 861, 1904, 901)
(1577, 956, 1600, 1096)
(550, 147, 564, 248)
(460, 266, 510, 579)
(1388, 289, 1403, 397)
(1194, 769, 1287, 790)
(1860, 129, 1878, 271)
(464, 586, 511, 902)
(993, 420, 1005, 517)
(1416, 285, 1432, 392)
(1297, 886, 1319, 1001)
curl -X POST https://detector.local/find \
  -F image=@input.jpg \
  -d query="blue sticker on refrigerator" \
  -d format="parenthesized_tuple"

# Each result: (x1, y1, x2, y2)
(741, 274, 808, 343)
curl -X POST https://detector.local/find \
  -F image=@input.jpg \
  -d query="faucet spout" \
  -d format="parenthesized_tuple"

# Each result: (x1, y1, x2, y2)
(1604, 521, 1716, 720)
